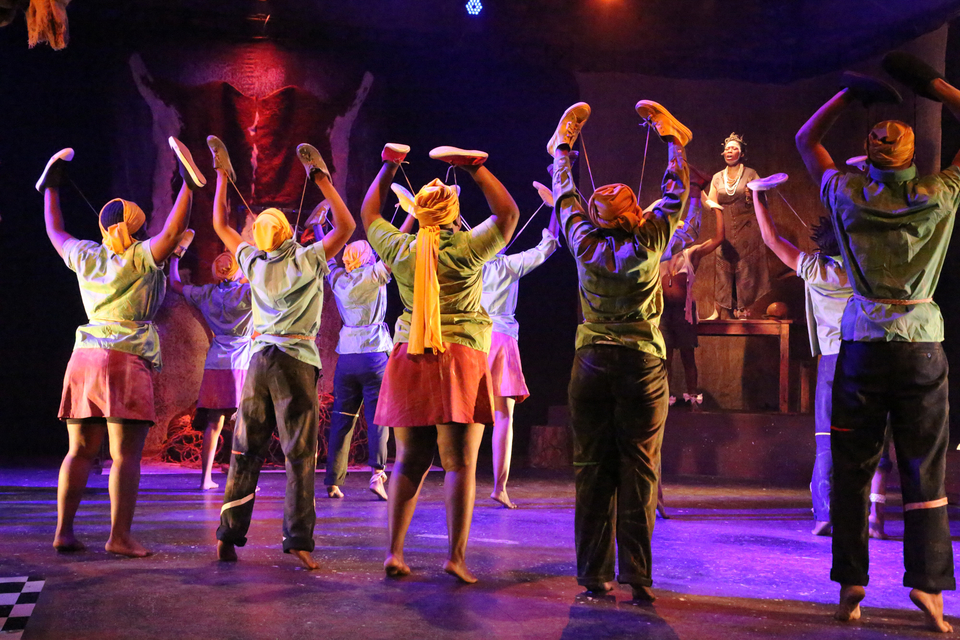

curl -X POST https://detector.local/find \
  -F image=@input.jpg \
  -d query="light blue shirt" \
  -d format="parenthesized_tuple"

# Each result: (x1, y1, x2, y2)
(62, 238, 165, 370)
(796, 252, 851, 357)
(182, 280, 253, 370)
(327, 260, 393, 354)
(236, 239, 330, 369)
(481, 229, 559, 340)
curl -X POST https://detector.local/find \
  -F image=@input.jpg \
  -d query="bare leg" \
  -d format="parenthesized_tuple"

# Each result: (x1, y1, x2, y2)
(384, 427, 436, 577)
(437, 422, 485, 584)
(868, 466, 889, 540)
(835, 584, 865, 622)
(54, 421, 107, 551)
(200, 413, 225, 491)
(104, 420, 152, 558)
(491, 396, 517, 509)
(910, 588, 954, 633)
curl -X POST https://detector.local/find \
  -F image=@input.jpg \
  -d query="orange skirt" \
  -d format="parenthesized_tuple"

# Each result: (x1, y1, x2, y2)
(375, 342, 494, 427)
(487, 332, 529, 402)
(59, 348, 156, 423)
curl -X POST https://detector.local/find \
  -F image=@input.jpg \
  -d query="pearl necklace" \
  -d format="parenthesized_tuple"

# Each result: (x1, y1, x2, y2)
(723, 164, 744, 197)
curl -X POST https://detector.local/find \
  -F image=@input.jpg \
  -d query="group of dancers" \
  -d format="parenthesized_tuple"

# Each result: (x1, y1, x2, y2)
(38, 49, 959, 632)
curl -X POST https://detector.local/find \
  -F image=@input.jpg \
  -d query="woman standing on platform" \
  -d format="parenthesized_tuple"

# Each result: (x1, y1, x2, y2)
(361, 142, 518, 583)
(42, 138, 205, 557)
(706, 134, 770, 319)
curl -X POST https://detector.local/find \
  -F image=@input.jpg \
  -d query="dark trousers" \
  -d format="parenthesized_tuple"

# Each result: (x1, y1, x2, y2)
(217, 346, 319, 553)
(323, 352, 389, 487)
(568, 345, 669, 587)
(831, 340, 955, 592)
(811, 353, 838, 523)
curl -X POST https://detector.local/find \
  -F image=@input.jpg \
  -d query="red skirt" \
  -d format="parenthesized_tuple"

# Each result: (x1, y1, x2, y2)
(59, 348, 157, 423)
(487, 332, 529, 402)
(197, 368, 246, 410)
(375, 342, 495, 427)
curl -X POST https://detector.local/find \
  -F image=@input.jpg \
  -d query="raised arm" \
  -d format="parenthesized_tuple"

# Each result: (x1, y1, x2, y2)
(150, 182, 194, 263)
(690, 203, 725, 265)
(316, 174, 356, 259)
(168, 256, 185, 295)
(44, 188, 75, 259)
(461, 165, 519, 244)
(361, 160, 400, 232)
(211, 168, 243, 255)
(795, 89, 850, 187)
(752, 189, 800, 271)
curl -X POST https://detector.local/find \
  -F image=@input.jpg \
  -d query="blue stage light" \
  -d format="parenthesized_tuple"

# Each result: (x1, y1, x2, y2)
(466, 0, 482, 16)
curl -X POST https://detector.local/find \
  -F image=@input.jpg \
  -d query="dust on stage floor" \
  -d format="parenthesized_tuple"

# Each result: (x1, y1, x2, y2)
(0, 465, 957, 640)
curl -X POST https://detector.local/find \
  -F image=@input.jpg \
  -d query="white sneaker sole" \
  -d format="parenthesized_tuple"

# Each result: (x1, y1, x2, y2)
(35, 147, 74, 192)
(168, 137, 207, 189)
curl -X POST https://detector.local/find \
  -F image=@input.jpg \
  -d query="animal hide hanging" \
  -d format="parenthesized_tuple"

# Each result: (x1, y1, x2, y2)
(26, 0, 70, 50)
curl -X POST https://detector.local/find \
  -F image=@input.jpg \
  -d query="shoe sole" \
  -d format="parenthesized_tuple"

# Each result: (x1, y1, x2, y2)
(35, 147, 74, 192)
(391, 183, 416, 213)
(746, 172, 789, 191)
(297, 143, 330, 179)
(547, 103, 591, 154)
(206, 135, 236, 182)
(635, 101, 692, 146)
(429, 145, 488, 165)
(169, 137, 207, 189)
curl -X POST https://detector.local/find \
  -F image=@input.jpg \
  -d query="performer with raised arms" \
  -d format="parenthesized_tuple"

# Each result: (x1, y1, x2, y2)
(41, 137, 205, 557)
(361, 142, 518, 583)
(211, 138, 355, 570)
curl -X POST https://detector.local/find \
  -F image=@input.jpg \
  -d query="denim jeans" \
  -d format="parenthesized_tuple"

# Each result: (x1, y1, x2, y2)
(217, 347, 319, 553)
(567, 345, 669, 587)
(323, 352, 389, 487)
(811, 353, 838, 523)
(831, 341, 955, 591)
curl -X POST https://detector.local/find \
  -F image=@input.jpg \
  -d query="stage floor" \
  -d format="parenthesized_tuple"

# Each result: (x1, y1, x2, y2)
(0, 464, 957, 639)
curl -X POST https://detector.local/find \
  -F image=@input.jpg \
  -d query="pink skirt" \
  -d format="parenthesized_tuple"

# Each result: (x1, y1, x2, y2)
(487, 332, 529, 402)
(197, 368, 246, 410)
(375, 342, 495, 427)
(59, 348, 157, 423)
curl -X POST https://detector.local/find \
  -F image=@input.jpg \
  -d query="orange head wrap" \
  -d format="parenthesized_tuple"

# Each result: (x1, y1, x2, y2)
(252, 208, 293, 252)
(407, 179, 461, 355)
(866, 120, 915, 169)
(211, 251, 239, 282)
(99, 198, 146, 254)
(587, 184, 643, 233)
(343, 240, 375, 273)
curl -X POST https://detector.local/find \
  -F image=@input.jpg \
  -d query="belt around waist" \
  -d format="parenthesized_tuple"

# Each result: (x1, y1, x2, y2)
(252, 331, 315, 341)
(852, 292, 933, 306)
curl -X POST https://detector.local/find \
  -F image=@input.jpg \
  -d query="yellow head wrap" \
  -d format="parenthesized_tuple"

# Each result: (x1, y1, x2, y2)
(211, 251, 239, 282)
(343, 240, 374, 273)
(408, 179, 461, 355)
(866, 120, 915, 169)
(252, 208, 293, 252)
(587, 184, 643, 233)
(99, 198, 146, 254)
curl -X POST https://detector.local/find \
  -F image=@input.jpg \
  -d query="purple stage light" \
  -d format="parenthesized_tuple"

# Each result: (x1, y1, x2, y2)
(466, 0, 482, 16)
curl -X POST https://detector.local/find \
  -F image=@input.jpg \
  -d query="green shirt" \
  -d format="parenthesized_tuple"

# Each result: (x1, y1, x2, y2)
(366, 216, 506, 353)
(236, 239, 329, 369)
(62, 238, 166, 370)
(558, 196, 682, 360)
(821, 164, 960, 343)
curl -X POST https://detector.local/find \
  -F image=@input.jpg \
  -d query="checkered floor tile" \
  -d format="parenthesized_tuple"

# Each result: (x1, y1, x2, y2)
(0, 577, 44, 639)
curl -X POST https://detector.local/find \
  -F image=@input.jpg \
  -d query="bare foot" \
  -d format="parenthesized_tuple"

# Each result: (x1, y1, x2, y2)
(656, 500, 669, 519)
(384, 555, 411, 577)
(201, 479, 220, 491)
(835, 584, 865, 622)
(631, 585, 657, 603)
(327, 485, 344, 499)
(582, 581, 617, 596)
(868, 525, 888, 540)
(812, 521, 832, 536)
(491, 489, 518, 509)
(910, 588, 954, 633)
(217, 540, 238, 562)
(53, 533, 86, 553)
(105, 536, 152, 558)
(444, 560, 478, 584)
(291, 549, 320, 570)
